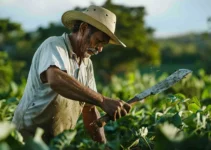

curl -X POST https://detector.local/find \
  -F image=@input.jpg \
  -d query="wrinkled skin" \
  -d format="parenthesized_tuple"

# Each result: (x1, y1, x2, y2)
(44, 22, 131, 143)
(68, 22, 131, 120)
(69, 22, 110, 59)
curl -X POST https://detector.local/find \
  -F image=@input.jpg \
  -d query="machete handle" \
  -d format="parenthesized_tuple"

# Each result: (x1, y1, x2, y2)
(91, 114, 111, 128)
(92, 97, 139, 128)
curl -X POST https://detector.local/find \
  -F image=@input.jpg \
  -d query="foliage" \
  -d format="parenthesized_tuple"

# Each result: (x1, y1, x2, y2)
(92, 0, 160, 75)
(0, 70, 211, 149)
(0, 52, 13, 94)
(158, 32, 211, 73)
(171, 69, 211, 100)
(49, 130, 77, 150)
(0, 1, 211, 149)
(0, 0, 161, 83)
(0, 51, 26, 99)
(0, 97, 18, 121)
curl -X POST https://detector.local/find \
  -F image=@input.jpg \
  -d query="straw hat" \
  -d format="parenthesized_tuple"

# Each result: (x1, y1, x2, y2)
(61, 5, 126, 47)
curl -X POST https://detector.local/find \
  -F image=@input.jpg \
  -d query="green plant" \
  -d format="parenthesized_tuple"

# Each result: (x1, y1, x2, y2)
(0, 70, 211, 150)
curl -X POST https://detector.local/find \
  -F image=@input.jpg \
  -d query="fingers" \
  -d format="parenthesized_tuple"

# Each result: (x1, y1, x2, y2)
(123, 103, 131, 113)
(113, 110, 117, 121)
(121, 108, 127, 116)
(112, 107, 121, 121)
(112, 106, 127, 121)
(117, 107, 121, 119)
(115, 101, 131, 119)
(101, 97, 131, 121)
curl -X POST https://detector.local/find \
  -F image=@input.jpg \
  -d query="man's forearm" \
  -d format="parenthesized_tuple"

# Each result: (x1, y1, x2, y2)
(46, 67, 103, 106)
(46, 66, 131, 120)
(82, 105, 106, 143)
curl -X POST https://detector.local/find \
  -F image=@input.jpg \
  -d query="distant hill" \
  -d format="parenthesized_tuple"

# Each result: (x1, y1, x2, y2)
(155, 32, 211, 73)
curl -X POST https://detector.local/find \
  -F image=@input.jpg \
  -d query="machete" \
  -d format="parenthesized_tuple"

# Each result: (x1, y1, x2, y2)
(93, 69, 192, 128)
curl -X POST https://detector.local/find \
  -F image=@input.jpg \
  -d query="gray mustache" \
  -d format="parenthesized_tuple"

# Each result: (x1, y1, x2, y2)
(87, 48, 98, 55)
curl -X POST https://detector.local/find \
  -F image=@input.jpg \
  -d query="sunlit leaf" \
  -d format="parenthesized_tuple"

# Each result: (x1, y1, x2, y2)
(158, 122, 184, 142)
(201, 86, 211, 99)
(188, 103, 201, 113)
(0, 122, 15, 141)
(204, 105, 211, 114)
(192, 96, 201, 107)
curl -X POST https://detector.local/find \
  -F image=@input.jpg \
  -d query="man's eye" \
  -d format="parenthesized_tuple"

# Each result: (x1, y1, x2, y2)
(97, 40, 103, 43)
(96, 39, 107, 46)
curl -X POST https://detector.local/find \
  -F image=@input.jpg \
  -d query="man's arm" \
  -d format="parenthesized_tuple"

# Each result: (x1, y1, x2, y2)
(82, 104, 106, 143)
(45, 66, 131, 120)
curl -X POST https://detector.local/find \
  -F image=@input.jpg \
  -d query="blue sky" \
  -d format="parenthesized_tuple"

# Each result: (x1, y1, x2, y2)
(0, 0, 211, 37)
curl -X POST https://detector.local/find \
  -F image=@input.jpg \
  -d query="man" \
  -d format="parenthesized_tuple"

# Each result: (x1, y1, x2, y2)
(12, 5, 131, 144)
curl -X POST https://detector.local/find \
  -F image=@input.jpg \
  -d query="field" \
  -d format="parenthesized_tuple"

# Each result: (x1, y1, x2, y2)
(1, 2, 211, 149)
(0, 69, 211, 150)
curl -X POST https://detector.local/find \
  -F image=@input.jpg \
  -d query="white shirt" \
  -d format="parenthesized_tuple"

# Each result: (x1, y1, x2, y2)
(12, 33, 97, 130)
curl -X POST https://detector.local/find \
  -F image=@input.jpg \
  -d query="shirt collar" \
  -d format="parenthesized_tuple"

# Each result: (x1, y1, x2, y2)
(62, 33, 89, 66)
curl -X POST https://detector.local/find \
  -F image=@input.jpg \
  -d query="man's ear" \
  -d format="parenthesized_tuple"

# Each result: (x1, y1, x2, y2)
(79, 22, 88, 36)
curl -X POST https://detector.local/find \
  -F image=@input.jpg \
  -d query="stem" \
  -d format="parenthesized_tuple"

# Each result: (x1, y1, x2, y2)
(143, 137, 152, 150)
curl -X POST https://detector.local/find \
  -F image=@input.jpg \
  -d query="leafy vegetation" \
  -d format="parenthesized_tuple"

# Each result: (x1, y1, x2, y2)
(0, 0, 161, 84)
(1, 0, 211, 149)
(158, 32, 211, 74)
(0, 70, 211, 150)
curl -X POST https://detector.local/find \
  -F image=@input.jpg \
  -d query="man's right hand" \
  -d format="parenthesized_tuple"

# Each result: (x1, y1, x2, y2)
(100, 97, 131, 121)
(45, 67, 131, 120)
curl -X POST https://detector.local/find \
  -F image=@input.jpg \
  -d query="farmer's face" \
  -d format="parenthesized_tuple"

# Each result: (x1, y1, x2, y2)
(85, 30, 110, 57)
(79, 23, 110, 58)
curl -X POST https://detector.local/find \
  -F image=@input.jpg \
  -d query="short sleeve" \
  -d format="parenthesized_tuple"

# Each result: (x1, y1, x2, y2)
(38, 40, 69, 76)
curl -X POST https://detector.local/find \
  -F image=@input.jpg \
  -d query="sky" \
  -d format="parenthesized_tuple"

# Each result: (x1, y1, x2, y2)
(0, 0, 211, 38)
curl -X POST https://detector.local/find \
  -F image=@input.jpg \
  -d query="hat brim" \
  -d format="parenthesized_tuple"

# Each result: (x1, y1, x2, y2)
(62, 11, 126, 47)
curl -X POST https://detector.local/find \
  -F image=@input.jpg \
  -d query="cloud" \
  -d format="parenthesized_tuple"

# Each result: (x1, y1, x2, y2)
(113, 0, 177, 16)
(0, 0, 210, 37)
(0, 0, 105, 31)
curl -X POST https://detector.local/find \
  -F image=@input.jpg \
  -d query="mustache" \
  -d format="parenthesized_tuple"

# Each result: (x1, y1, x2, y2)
(87, 48, 99, 55)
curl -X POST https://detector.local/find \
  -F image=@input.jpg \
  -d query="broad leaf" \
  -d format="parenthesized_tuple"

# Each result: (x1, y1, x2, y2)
(188, 103, 200, 113)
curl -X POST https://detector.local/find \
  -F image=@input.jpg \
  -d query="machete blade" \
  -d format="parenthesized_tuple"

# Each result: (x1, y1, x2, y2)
(128, 69, 192, 104)
(93, 69, 192, 128)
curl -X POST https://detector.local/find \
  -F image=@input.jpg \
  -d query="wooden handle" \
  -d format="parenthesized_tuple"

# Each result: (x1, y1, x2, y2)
(91, 114, 111, 128)
(92, 97, 140, 128)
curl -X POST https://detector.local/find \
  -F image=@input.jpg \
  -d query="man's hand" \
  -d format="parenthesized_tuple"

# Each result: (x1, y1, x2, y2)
(45, 66, 131, 121)
(100, 97, 131, 121)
